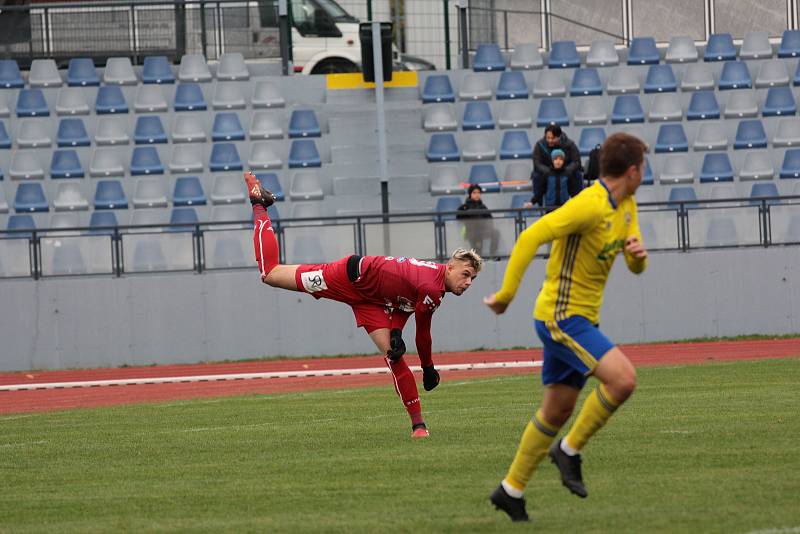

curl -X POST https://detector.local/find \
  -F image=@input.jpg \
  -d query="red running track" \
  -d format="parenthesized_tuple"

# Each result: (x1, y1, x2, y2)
(1, 339, 798, 415)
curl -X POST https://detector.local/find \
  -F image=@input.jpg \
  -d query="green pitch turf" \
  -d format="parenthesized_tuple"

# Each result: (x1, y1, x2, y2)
(1, 358, 799, 533)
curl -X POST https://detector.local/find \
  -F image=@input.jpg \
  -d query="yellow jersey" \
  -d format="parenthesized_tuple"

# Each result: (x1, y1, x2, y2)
(495, 180, 647, 324)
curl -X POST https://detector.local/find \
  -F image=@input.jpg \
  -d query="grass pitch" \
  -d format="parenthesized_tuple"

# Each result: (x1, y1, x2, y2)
(1, 358, 799, 533)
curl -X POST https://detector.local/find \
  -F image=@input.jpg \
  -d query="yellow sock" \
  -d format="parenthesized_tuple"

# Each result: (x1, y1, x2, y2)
(564, 383, 620, 452)
(505, 409, 560, 491)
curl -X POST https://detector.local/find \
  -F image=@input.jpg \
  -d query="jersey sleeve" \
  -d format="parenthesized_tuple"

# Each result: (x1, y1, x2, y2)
(413, 286, 441, 368)
(623, 200, 648, 274)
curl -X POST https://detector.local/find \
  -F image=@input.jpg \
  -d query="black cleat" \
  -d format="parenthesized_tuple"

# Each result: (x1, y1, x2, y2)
(244, 171, 276, 208)
(549, 439, 588, 498)
(489, 484, 530, 522)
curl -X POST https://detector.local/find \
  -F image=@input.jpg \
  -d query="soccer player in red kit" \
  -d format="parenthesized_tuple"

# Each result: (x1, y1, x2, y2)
(244, 172, 482, 438)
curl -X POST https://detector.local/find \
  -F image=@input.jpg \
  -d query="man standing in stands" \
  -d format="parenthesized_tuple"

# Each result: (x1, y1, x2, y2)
(243, 171, 482, 439)
(531, 125, 582, 211)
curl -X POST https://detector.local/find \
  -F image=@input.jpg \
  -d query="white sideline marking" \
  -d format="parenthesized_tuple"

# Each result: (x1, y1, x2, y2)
(0, 361, 542, 392)
(743, 528, 800, 534)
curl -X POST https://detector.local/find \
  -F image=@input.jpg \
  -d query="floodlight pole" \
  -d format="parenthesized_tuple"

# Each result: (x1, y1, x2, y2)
(372, 21, 390, 227)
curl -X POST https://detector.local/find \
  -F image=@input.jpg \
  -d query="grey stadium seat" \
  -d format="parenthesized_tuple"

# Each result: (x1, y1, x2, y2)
(659, 155, 694, 184)
(216, 53, 249, 81)
(665, 35, 698, 63)
(573, 97, 608, 125)
(693, 122, 728, 151)
(10, 151, 45, 180)
(0, 92, 9, 117)
(49, 211, 82, 229)
(211, 174, 247, 204)
(586, 39, 619, 67)
(252, 81, 286, 108)
(56, 88, 91, 116)
(212, 82, 247, 110)
(103, 57, 138, 85)
(738, 151, 774, 181)
(29, 59, 62, 87)
(755, 59, 790, 88)
(648, 93, 683, 122)
(89, 148, 125, 177)
(172, 114, 207, 143)
(423, 104, 457, 132)
(532, 70, 567, 98)
(134, 85, 169, 113)
(16, 119, 52, 148)
(249, 111, 285, 140)
(772, 118, 800, 147)
(248, 141, 283, 170)
(459, 74, 493, 101)
(510, 43, 543, 70)
(723, 91, 759, 119)
(462, 133, 497, 161)
(290, 171, 324, 201)
(680, 63, 715, 91)
(498, 100, 533, 129)
(169, 144, 204, 173)
(502, 161, 533, 191)
(133, 178, 169, 208)
(606, 67, 640, 94)
(95, 117, 130, 145)
(178, 54, 212, 82)
(52, 182, 89, 211)
(739, 31, 773, 60)
(130, 208, 168, 228)
(429, 165, 462, 195)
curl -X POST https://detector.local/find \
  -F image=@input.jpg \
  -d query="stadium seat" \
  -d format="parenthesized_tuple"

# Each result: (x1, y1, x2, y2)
(0, 93, 8, 118)
(288, 139, 321, 168)
(740, 31, 772, 60)
(749, 182, 780, 205)
(178, 54, 212, 83)
(211, 174, 247, 204)
(681, 63, 716, 91)
(532, 70, 567, 98)
(421, 74, 455, 103)
(739, 150, 774, 181)
(655, 124, 689, 153)
(55, 88, 90, 116)
(88, 210, 119, 233)
(648, 93, 683, 122)
(643, 64, 677, 93)
(429, 166, 461, 195)
(578, 127, 606, 156)
(50, 238, 88, 275)
(16, 89, 49, 117)
(510, 43, 544, 70)
(131, 146, 165, 175)
(7, 214, 36, 237)
(10, 151, 45, 180)
(290, 171, 324, 200)
(773, 118, 800, 147)
(783, 214, 800, 242)
(249, 111, 285, 139)
(212, 112, 246, 141)
(779, 29, 800, 58)
(570, 68, 603, 96)
(510, 194, 536, 218)
(628, 37, 659, 65)
(172, 114, 207, 143)
(762, 86, 796, 116)
(133, 178, 168, 208)
(210, 237, 247, 268)
(611, 95, 644, 123)
(573, 97, 608, 125)
(496, 71, 529, 100)
(288, 109, 321, 138)
(459, 74, 493, 100)
(174, 83, 207, 111)
(536, 98, 569, 126)
(641, 158, 654, 185)
(14, 182, 49, 212)
(16, 119, 51, 148)
(659, 155, 694, 183)
(734, 120, 768, 149)
(28, 59, 62, 88)
(57, 118, 91, 147)
(131, 238, 168, 270)
(423, 104, 457, 131)
(172, 176, 207, 206)
(50, 150, 84, 179)
(134, 85, 169, 113)
(252, 81, 286, 108)
(755, 60, 790, 88)
(606, 66, 641, 94)
(699, 153, 734, 183)
(468, 164, 500, 192)
(209, 143, 243, 172)
(94, 180, 128, 209)
(462, 133, 496, 161)
(95, 86, 129, 114)
(462, 101, 494, 130)
(687, 91, 720, 120)
(167, 207, 199, 233)
(435, 196, 462, 220)
(0, 121, 10, 149)
(89, 148, 125, 177)
(665, 35, 698, 63)
(248, 141, 283, 169)
(103, 57, 137, 85)
(497, 100, 532, 129)
(169, 144, 204, 173)
(212, 82, 246, 110)
(0, 59, 23, 88)
(67, 58, 99, 86)
(134, 116, 168, 144)
(210, 204, 249, 225)
(499, 130, 532, 159)
(693, 122, 728, 151)
(142, 56, 175, 84)
(426, 133, 460, 162)
(473, 43, 506, 71)
(217, 53, 249, 81)
(667, 186, 698, 209)
(724, 90, 759, 118)
(719, 61, 752, 90)
(95, 117, 130, 146)
(290, 234, 325, 263)
(586, 39, 619, 67)
(52, 182, 88, 211)
(256, 172, 285, 201)
(548, 40, 580, 68)
(705, 217, 739, 247)
(704, 33, 736, 61)
(780, 148, 800, 178)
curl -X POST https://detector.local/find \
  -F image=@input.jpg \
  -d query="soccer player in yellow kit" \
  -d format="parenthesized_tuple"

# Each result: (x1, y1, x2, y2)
(484, 133, 649, 522)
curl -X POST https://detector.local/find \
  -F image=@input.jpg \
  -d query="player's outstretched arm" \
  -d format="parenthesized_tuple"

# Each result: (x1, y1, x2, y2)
(484, 293, 509, 315)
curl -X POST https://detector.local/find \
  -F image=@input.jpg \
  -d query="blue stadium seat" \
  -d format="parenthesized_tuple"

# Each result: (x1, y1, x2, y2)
(704, 33, 736, 61)
(536, 98, 569, 127)
(89, 210, 119, 234)
(578, 127, 606, 156)
(462, 101, 495, 130)
(686, 91, 720, 120)
(733, 120, 768, 149)
(0, 121, 10, 149)
(173, 176, 207, 206)
(95, 86, 129, 114)
(426, 133, 460, 162)
(288, 139, 321, 168)
(473, 43, 506, 71)
(655, 124, 689, 153)
(212, 112, 246, 141)
(643, 64, 677, 93)
(510, 193, 536, 217)
(750, 182, 780, 205)
(131, 146, 165, 175)
(142, 56, 175, 84)
(611, 95, 645, 123)
(700, 153, 734, 183)
(642, 158, 654, 185)
(779, 29, 800, 58)
(435, 196, 462, 220)
(780, 148, 800, 178)
(496, 71, 529, 100)
(7, 214, 36, 237)
(67, 58, 100, 86)
(56, 118, 90, 147)
(134, 116, 167, 144)
(256, 172, 285, 201)
(15, 183, 49, 212)
(548, 40, 580, 68)
(209, 143, 243, 172)
(16, 89, 49, 117)
(762, 86, 796, 117)
(570, 68, 603, 96)
(628, 37, 660, 65)
(174, 83, 207, 111)
(667, 186, 698, 209)
(499, 130, 532, 159)
(94, 180, 128, 209)
(468, 164, 500, 192)
(719, 61, 752, 90)
(169, 207, 199, 232)
(288, 109, 321, 138)
(0, 59, 23, 88)
(50, 150, 84, 179)
(422, 75, 455, 103)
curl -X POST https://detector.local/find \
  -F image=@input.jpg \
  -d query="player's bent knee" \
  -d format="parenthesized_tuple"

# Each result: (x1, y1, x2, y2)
(542, 405, 573, 427)
(608, 369, 637, 403)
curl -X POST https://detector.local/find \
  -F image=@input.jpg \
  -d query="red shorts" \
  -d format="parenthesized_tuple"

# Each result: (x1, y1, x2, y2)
(294, 257, 390, 333)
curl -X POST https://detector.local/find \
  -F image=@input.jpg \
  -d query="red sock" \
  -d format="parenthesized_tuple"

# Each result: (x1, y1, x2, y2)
(252, 204, 279, 278)
(385, 356, 424, 427)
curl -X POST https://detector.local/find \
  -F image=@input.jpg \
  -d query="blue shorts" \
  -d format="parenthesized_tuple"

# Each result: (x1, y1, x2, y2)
(535, 316, 615, 389)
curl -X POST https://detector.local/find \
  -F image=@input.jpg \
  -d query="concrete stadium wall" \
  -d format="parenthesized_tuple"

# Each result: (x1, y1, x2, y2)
(0, 246, 798, 371)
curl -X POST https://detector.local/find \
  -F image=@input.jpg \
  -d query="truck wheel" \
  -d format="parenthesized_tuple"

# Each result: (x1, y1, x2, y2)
(311, 59, 359, 74)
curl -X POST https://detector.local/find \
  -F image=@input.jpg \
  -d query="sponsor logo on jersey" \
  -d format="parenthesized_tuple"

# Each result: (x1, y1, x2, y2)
(300, 270, 328, 293)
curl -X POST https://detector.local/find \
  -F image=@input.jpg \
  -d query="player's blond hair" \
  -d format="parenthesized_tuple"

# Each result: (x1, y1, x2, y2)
(450, 248, 483, 273)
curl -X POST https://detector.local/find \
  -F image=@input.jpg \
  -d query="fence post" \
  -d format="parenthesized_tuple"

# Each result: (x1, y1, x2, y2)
(367, 0, 372, 20)
(279, 0, 291, 75)
(200, 0, 208, 58)
(456, 0, 468, 69)
(443, 0, 451, 69)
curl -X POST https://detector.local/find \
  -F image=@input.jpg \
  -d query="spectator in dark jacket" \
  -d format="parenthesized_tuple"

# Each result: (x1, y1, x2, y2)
(532, 124, 582, 189)
(456, 184, 500, 258)
(526, 148, 583, 211)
